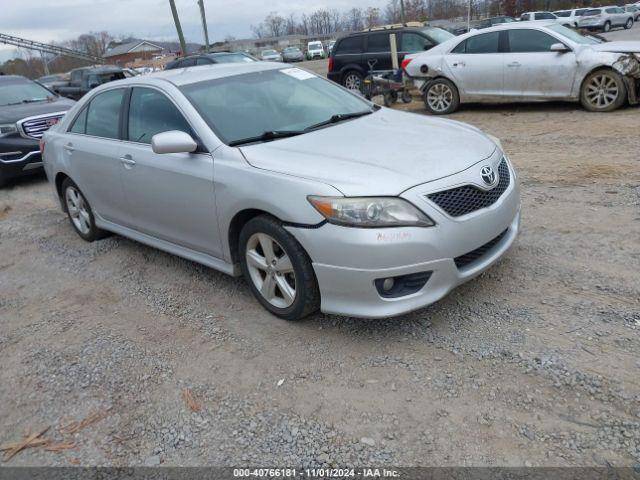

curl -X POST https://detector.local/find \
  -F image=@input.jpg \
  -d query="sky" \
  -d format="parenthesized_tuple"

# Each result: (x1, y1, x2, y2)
(0, 0, 387, 62)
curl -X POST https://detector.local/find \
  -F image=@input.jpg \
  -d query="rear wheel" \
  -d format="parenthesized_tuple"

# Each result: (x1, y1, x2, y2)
(342, 70, 363, 92)
(580, 69, 627, 112)
(423, 78, 460, 115)
(239, 215, 319, 320)
(62, 178, 108, 242)
(625, 18, 633, 29)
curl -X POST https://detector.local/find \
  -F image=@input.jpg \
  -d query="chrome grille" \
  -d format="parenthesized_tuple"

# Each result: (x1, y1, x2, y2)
(19, 113, 65, 139)
(426, 159, 510, 217)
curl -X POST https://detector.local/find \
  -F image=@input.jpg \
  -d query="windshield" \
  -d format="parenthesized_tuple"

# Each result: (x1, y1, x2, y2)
(180, 68, 373, 145)
(421, 27, 455, 43)
(214, 53, 255, 63)
(308, 42, 323, 49)
(262, 50, 277, 55)
(284, 47, 300, 53)
(0, 79, 55, 106)
(547, 24, 601, 44)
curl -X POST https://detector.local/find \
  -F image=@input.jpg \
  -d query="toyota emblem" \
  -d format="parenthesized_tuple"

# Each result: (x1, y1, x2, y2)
(480, 165, 497, 186)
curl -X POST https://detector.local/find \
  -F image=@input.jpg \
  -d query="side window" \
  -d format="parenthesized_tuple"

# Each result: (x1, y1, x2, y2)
(127, 87, 194, 144)
(538, 12, 556, 19)
(366, 33, 390, 52)
(335, 36, 364, 54)
(464, 32, 500, 54)
(401, 33, 433, 52)
(69, 106, 88, 134)
(195, 58, 211, 65)
(605, 8, 615, 13)
(85, 89, 124, 139)
(520, 13, 530, 20)
(71, 70, 82, 83)
(508, 29, 558, 53)
(181, 58, 196, 67)
(451, 39, 467, 53)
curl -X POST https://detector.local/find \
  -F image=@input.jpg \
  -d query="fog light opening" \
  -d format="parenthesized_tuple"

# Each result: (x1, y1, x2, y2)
(382, 278, 395, 292)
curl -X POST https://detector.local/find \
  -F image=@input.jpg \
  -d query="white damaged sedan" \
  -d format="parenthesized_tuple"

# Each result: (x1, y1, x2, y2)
(403, 22, 640, 113)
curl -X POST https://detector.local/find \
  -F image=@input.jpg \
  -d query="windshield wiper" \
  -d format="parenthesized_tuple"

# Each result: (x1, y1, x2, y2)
(228, 129, 305, 147)
(304, 109, 376, 131)
(6, 98, 48, 106)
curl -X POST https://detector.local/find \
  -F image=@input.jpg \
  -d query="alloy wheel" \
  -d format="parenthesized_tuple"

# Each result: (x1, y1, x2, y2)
(585, 73, 619, 109)
(343, 73, 362, 91)
(245, 233, 296, 308)
(427, 83, 453, 113)
(65, 186, 91, 235)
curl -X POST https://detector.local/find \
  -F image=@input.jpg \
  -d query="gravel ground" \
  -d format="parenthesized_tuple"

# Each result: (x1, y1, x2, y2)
(1, 29, 639, 467)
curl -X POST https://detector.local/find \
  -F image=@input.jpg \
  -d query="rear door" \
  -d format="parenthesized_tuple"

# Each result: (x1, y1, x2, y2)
(443, 31, 504, 99)
(502, 29, 577, 99)
(63, 88, 128, 223)
(363, 32, 393, 71)
(118, 86, 221, 257)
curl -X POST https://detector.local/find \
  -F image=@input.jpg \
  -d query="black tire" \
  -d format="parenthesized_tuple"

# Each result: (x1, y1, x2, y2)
(422, 78, 460, 115)
(603, 21, 611, 32)
(61, 177, 109, 242)
(580, 69, 627, 112)
(342, 70, 364, 92)
(238, 215, 320, 320)
(624, 18, 633, 29)
(401, 89, 413, 103)
(383, 90, 398, 107)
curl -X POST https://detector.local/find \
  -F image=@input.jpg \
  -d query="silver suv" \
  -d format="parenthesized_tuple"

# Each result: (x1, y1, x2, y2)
(42, 62, 520, 320)
(577, 6, 634, 31)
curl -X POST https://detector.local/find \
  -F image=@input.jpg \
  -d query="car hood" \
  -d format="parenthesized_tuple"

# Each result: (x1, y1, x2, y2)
(0, 97, 75, 123)
(589, 41, 640, 53)
(239, 108, 498, 196)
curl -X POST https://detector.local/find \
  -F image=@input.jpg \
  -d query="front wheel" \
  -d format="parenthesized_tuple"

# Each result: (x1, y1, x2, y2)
(603, 21, 611, 32)
(423, 78, 460, 115)
(624, 18, 633, 29)
(239, 215, 320, 320)
(580, 69, 627, 112)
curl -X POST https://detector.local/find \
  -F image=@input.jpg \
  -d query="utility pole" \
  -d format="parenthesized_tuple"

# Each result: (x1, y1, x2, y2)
(467, 0, 472, 32)
(197, 0, 210, 51)
(399, 0, 406, 23)
(169, 0, 188, 56)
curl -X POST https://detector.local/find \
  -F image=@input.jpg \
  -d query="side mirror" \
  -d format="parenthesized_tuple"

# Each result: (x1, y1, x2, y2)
(151, 130, 198, 154)
(550, 42, 570, 53)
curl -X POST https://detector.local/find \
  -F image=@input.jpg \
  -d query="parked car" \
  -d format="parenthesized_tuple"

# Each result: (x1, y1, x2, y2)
(624, 4, 640, 21)
(0, 75, 74, 186)
(306, 41, 326, 60)
(328, 26, 454, 91)
(42, 62, 520, 320)
(53, 66, 126, 100)
(282, 47, 305, 63)
(475, 16, 517, 29)
(165, 52, 257, 70)
(403, 22, 640, 114)
(260, 49, 283, 62)
(37, 73, 69, 91)
(553, 8, 590, 27)
(519, 11, 563, 22)
(326, 40, 336, 54)
(577, 7, 634, 31)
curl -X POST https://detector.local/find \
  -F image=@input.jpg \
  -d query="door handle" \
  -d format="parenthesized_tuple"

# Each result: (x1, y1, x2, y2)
(507, 62, 521, 68)
(453, 61, 466, 67)
(63, 144, 74, 152)
(120, 155, 136, 167)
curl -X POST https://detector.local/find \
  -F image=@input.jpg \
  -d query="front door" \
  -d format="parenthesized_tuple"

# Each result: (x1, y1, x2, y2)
(118, 87, 221, 257)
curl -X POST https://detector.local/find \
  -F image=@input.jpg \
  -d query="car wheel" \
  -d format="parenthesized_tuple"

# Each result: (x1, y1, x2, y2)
(580, 69, 627, 112)
(239, 215, 320, 320)
(625, 18, 633, 29)
(342, 71, 363, 92)
(61, 178, 108, 242)
(603, 21, 611, 32)
(423, 78, 460, 115)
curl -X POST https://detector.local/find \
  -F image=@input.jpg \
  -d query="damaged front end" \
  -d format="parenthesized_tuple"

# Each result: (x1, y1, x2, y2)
(612, 53, 640, 105)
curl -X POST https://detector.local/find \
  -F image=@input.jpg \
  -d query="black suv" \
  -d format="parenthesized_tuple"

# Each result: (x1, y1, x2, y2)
(0, 75, 75, 186)
(328, 25, 454, 91)
(165, 52, 257, 70)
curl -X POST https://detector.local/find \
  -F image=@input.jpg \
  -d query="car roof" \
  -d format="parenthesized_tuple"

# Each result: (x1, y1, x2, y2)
(0, 74, 29, 82)
(155, 61, 284, 86)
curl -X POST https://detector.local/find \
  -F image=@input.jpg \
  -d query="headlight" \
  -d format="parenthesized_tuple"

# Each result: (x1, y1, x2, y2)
(308, 196, 435, 228)
(0, 124, 18, 137)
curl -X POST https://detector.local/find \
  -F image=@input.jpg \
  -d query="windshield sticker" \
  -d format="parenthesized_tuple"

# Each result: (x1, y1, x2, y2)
(281, 68, 315, 81)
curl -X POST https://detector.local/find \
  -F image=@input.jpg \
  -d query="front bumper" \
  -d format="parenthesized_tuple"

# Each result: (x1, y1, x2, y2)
(0, 136, 43, 183)
(286, 155, 521, 318)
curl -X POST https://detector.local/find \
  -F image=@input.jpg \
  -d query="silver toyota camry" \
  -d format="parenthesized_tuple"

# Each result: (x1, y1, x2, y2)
(42, 62, 520, 320)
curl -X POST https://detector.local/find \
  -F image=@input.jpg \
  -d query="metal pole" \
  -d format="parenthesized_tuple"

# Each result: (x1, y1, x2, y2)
(467, 0, 471, 31)
(197, 0, 210, 51)
(40, 51, 50, 75)
(169, 0, 188, 56)
(399, 0, 406, 23)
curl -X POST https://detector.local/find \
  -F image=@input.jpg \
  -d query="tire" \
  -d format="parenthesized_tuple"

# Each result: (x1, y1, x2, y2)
(383, 90, 398, 107)
(603, 21, 611, 32)
(624, 18, 633, 29)
(61, 178, 108, 242)
(423, 78, 460, 115)
(238, 215, 320, 320)
(401, 89, 413, 103)
(342, 70, 364, 92)
(580, 69, 627, 112)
